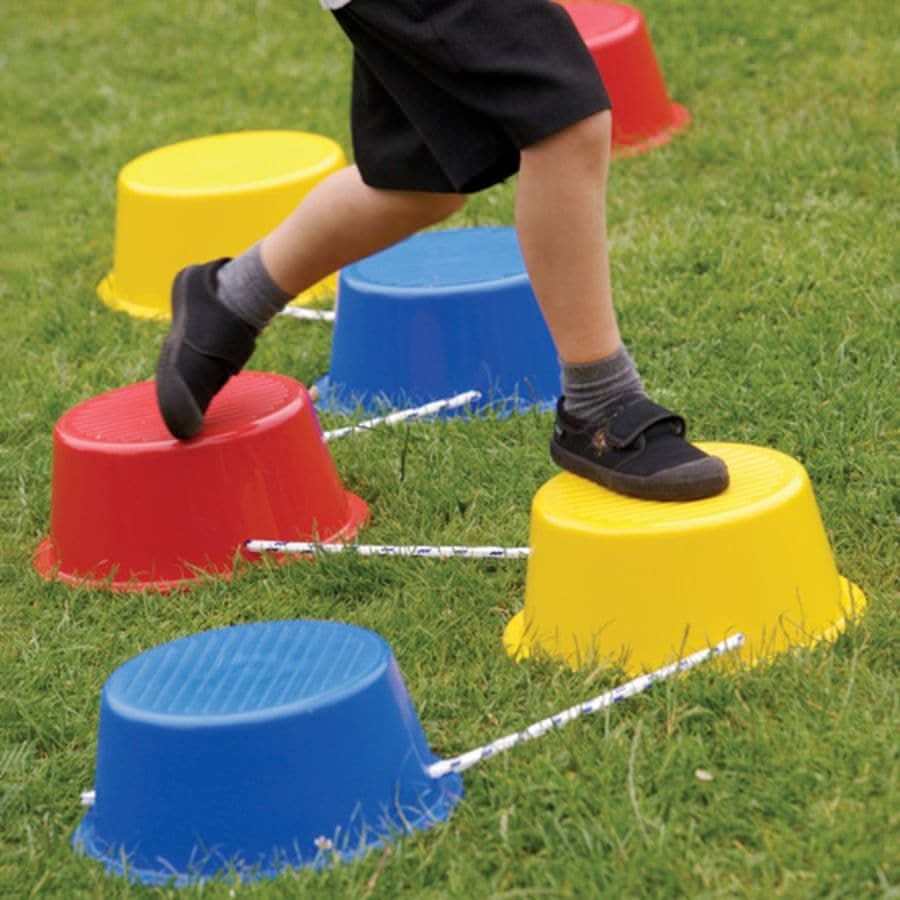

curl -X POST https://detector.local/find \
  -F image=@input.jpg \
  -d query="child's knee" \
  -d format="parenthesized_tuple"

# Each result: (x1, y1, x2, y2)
(523, 110, 612, 172)
(579, 109, 612, 153)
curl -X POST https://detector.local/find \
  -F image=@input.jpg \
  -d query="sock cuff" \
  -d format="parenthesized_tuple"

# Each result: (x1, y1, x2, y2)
(560, 344, 645, 422)
(216, 243, 293, 330)
(561, 345, 638, 385)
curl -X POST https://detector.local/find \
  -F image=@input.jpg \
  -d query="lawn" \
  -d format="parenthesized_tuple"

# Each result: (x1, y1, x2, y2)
(1, 0, 897, 896)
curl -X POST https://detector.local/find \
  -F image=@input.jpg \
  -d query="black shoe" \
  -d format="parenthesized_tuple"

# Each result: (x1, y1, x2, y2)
(155, 259, 258, 440)
(550, 395, 729, 501)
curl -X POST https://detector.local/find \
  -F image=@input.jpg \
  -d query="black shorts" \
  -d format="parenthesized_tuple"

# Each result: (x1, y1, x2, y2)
(332, 0, 611, 193)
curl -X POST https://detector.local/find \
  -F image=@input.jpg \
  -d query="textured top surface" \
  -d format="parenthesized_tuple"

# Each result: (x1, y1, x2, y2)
(123, 131, 343, 192)
(105, 620, 391, 720)
(563, 2, 637, 41)
(347, 227, 526, 289)
(59, 372, 300, 446)
(535, 443, 806, 532)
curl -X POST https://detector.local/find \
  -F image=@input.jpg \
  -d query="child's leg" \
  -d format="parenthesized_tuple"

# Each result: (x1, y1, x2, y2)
(261, 165, 466, 301)
(215, 165, 464, 330)
(517, 110, 728, 501)
(516, 110, 619, 366)
(155, 165, 465, 440)
(516, 109, 646, 423)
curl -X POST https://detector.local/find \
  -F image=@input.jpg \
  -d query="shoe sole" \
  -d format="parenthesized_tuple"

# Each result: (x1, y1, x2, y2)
(550, 440, 729, 502)
(155, 269, 204, 441)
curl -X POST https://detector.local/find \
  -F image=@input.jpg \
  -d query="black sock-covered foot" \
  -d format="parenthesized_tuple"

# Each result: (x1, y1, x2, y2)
(550, 394, 729, 501)
(155, 259, 258, 440)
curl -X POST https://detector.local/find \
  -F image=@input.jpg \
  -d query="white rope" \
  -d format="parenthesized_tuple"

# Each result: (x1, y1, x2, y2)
(279, 307, 336, 323)
(79, 635, 744, 808)
(245, 540, 531, 560)
(323, 390, 481, 441)
(427, 634, 745, 778)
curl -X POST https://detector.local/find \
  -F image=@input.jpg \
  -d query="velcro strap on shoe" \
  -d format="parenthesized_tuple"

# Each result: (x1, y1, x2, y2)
(605, 398, 686, 449)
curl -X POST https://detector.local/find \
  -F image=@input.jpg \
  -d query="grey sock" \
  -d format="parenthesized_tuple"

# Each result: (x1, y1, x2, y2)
(216, 243, 293, 331)
(561, 345, 645, 422)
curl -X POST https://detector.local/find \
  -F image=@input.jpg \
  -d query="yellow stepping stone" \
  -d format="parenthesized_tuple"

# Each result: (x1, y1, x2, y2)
(98, 130, 345, 319)
(505, 443, 866, 672)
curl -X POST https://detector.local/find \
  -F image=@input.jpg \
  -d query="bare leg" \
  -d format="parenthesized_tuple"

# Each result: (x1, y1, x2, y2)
(261, 164, 466, 296)
(515, 110, 619, 363)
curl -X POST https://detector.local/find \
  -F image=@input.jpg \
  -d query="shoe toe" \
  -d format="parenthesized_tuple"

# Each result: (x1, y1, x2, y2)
(653, 454, 730, 500)
(155, 360, 204, 440)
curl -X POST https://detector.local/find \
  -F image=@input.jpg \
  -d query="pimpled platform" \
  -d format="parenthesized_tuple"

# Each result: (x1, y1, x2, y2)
(73, 620, 462, 884)
(98, 131, 345, 319)
(34, 372, 367, 590)
(505, 443, 866, 671)
(561, 2, 690, 153)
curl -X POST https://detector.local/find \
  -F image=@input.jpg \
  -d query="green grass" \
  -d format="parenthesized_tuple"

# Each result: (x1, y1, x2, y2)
(1, 0, 897, 896)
